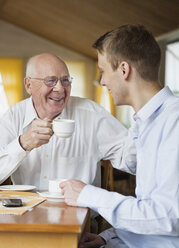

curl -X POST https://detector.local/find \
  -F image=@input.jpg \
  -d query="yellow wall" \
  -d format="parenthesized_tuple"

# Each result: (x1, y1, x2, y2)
(0, 58, 23, 106)
(94, 66, 115, 116)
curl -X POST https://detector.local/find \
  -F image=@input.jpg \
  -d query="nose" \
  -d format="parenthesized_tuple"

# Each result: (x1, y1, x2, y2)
(100, 76, 105, 86)
(53, 79, 65, 92)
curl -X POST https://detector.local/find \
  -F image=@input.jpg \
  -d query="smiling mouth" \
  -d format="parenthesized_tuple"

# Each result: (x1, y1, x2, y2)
(49, 97, 64, 102)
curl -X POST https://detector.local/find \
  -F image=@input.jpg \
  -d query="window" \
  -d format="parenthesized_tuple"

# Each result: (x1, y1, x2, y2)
(0, 58, 23, 107)
(94, 67, 115, 116)
(165, 41, 179, 95)
(65, 61, 85, 98)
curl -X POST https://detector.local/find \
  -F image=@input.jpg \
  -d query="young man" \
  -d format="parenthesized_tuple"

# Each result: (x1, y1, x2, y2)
(60, 25, 179, 247)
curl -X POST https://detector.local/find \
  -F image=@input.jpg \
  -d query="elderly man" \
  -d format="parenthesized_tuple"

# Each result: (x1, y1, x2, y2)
(0, 53, 135, 192)
(60, 25, 179, 248)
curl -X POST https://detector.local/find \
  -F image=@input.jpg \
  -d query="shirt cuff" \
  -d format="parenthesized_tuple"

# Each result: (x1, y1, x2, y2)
(7, 137, 28, 162)
(99, 227, 118, 243)
(77, 184, 125, 209)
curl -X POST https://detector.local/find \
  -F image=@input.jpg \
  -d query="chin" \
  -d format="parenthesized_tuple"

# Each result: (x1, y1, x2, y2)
(49, 101, 64, 111)
(47, 107, 63, 118)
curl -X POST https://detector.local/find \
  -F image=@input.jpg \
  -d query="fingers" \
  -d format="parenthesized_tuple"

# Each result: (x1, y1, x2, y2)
(43, 117, 52, 122)
(59, 180, 85, 207)
(59, 180, 69, 196)
(59, 181, 66, 189)
(33, 127, 53, 136)
(64, 198, 77, 206)
(19, 118, 54, 151)
(80, 232, 94, 243)
(34, 119, 53, 136)
(33, 118, 52, 129)
(79, 240, 99, 248)
(79, 233, 106, 248)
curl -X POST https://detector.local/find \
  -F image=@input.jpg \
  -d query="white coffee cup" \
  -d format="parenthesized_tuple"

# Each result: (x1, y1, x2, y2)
(52, 119, 75, 138)
(48, 179, 67, 194)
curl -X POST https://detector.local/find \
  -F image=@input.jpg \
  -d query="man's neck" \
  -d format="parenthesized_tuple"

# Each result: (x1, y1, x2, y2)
(130, 80, 162, 113)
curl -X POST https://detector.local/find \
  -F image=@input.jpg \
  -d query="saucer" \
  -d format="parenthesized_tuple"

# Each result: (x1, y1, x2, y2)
(37, 191, 64, 199)
(0, 185, 36, 192)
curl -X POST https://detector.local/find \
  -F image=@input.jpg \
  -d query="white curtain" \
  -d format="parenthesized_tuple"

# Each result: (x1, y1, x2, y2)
(0, 73, 9, 118)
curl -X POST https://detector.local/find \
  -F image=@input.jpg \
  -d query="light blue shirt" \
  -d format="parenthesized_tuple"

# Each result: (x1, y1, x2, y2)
(78, 87, 179, 247)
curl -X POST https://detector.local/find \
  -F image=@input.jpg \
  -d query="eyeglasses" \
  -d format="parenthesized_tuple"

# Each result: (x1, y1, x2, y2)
(29, 76, 73, 87)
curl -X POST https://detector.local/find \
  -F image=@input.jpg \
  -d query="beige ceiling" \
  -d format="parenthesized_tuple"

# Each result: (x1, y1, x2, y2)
(0, 0, 179, 59)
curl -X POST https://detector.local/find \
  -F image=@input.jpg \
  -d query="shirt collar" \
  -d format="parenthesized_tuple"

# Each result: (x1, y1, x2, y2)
(23, 97, 39, 129)
(134, 86, 173, 122)
(23, 97, 67, 129)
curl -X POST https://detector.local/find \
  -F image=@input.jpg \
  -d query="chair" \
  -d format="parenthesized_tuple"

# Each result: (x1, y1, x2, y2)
(101, 160, 110, 189)
(101, 160, 132, 194)
(0, 177, 11, 186)
(95, 160, 110, 233)
(98, 160, 132, 233)
(110, 166, 132, 194)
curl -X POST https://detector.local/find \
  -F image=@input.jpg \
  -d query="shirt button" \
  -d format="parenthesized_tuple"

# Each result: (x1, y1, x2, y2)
(44, 176, 47, 179)
(45, 154, 48, 158)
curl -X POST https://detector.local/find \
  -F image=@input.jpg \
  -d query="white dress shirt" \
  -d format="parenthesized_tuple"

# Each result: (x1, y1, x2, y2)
(0, 96, 136, 190)
(78, 87, 179, 247)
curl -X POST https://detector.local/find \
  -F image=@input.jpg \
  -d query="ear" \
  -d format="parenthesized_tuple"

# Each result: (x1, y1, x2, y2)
(24, 77, 32, 95)
(119, 61, 130, 80)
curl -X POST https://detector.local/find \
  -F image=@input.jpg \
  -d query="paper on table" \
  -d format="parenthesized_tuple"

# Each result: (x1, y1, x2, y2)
(0, 191, 45, 215)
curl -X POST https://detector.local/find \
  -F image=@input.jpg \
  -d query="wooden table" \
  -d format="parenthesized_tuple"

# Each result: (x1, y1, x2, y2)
(0, 195, 90, 248)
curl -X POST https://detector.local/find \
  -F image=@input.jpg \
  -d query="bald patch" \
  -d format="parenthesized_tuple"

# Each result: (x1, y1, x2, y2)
(26, 53, 67, 77)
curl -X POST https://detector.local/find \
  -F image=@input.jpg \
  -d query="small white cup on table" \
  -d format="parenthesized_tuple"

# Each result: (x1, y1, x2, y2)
(48, 179, 67, 195)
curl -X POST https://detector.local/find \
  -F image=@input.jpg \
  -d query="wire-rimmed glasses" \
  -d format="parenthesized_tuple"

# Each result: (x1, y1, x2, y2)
(28, 76, 73, 87)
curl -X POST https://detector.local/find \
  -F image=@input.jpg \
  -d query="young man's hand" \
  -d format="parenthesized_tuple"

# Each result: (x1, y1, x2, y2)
(60, 179, 86, 206)
(79, 232, 106, 248)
